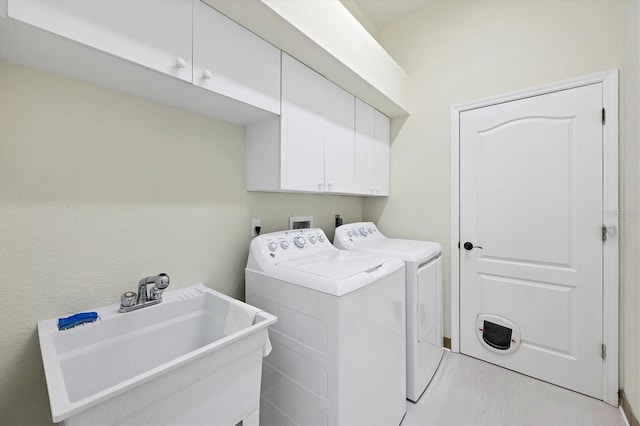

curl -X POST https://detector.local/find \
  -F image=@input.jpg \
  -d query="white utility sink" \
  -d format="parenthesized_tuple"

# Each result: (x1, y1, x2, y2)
(38, 284, 276, 425)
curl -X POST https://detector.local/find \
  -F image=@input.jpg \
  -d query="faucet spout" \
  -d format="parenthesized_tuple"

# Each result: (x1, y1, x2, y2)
(137, 273, 170, 303)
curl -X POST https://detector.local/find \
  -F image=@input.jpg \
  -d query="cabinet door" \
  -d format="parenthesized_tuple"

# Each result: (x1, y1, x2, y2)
(7, 0, 193, 82)
(374, 110, 390, 196)
(323, 80, 355, 194)
(193, 1, 281, 114)
(280, 54, 326, 192)
(355, 99, 376, 195)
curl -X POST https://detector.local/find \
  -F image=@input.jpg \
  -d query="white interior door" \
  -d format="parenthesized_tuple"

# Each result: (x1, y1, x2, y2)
(459, 83, 604, 399)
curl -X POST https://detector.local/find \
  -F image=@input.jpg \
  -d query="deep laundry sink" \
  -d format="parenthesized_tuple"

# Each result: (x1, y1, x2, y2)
(38, 284, 276, 425)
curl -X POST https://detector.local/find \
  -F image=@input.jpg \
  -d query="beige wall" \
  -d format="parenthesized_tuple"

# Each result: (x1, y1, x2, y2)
(622, 0, 640, 417)
(0, 60, 363, 425)
(365, 0, 639, 416)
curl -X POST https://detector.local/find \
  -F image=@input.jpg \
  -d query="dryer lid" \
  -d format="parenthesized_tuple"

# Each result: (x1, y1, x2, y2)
(277, 250, 395, 280)
(358, 239, 442, 263)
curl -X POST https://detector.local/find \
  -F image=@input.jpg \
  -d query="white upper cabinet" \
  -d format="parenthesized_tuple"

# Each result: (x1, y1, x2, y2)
(247, 53, 357, 194)
(355, 99, 376, 194)
(323, 76, 356, 194)
(374, 109, 390, 196)
(193, 1, 281, 114)
(7, 0, 193, 82)
(355, 99, 390, 196)
(280, 53, 355, 193)
(280, 53, 327, 192)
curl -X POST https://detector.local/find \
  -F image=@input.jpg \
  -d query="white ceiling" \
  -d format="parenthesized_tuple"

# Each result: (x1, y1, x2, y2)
(352, 0, 432, 28)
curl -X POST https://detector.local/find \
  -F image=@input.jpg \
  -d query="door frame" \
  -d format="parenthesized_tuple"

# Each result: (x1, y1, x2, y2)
(450, 70, 619, 406)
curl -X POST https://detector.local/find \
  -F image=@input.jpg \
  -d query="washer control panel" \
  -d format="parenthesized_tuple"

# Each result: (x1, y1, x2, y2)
(251, 228, 332, 264)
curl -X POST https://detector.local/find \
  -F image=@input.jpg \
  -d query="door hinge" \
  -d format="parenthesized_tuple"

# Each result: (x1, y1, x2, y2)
(602, 108, 606, 125)
(602, 343, 607, 360)
(602, 225, 607, 242)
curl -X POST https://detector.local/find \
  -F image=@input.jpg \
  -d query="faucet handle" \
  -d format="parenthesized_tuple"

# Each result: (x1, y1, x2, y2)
(150, 287, 164, 301)
(120, 291, 137, 308)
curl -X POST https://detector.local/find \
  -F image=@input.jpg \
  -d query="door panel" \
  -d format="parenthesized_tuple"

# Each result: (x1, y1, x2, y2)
(479, 274, 574, 353)
(323, 79, 355, 194)
(193, 1, 280, 114)
(459, 83, 603, 398)
(476, 117, 573, 265)
(8, 0, 193, 82)
(355, 99, 375, 194)
(374, 110, 390, 196)
(280, 54, 326, 192)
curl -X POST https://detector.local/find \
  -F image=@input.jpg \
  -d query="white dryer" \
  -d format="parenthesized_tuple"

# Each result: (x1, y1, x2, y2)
(334, 222, 443, 402)
(245, 228, 407, 426)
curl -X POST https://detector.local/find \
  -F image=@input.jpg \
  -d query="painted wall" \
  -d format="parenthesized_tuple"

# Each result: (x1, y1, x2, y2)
(0, 60, 363, 425)
(364, 0, 639, 415)
(622, 0, 640, 417)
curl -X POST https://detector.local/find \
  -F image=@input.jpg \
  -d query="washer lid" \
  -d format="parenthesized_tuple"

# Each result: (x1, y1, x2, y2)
(357, 239, 442, 263)
(277, 250, 394, 280)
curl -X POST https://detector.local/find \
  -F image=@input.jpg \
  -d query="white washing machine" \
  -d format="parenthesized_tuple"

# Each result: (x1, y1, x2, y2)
(334, 222, 444, 402)
(245, 228, 406, 426)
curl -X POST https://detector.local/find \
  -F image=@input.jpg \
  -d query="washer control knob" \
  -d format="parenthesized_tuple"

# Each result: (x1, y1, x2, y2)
(309, 236, 317, 244)
(268, 242, 278, 252)
(318, 234, 326, 242)
(368, 227, 375, 234)
(280, 241, 289, 249)
(347, 231, 353, 237)
(359, 227, 368, 236)
(294, 236, 306, 248)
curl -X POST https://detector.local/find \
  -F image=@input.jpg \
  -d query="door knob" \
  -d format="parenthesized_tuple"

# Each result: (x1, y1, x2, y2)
(463, 241, 483, 250)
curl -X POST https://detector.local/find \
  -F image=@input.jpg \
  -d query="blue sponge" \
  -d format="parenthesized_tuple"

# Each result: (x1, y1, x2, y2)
(57, 312, 98, 330)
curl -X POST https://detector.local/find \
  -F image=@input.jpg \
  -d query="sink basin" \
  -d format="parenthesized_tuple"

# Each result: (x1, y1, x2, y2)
(38, 284, 276, 425)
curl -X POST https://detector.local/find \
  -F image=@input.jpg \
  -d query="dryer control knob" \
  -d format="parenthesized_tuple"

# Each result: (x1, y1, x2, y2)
(294, 236, 306, 248)
(309, 236, 317, 244)
(268, 242, 278, 252)
(280, 241, 289, 249)
(368, 227, 375, 234)
(359, 227, 368, 236)
(318, 234, 326, 242)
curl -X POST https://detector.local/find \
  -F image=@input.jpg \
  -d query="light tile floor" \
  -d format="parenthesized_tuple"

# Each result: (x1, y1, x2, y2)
(402, 351, 625, 426)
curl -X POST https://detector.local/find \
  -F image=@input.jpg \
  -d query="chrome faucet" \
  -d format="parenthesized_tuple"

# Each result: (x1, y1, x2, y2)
(119, 273, 170, 313)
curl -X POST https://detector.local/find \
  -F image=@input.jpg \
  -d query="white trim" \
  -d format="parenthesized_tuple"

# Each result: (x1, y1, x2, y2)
(602, 70, 619, 407)
(449, 69, 619, 406)
(620, 406, 631, 426)
(450, 107, 461, 353)
(451, 70, 617, 113)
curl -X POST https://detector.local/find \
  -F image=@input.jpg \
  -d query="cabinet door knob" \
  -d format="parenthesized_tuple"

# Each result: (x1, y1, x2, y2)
(175, 57, 186, 69)
(202, 69, 213, 79)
